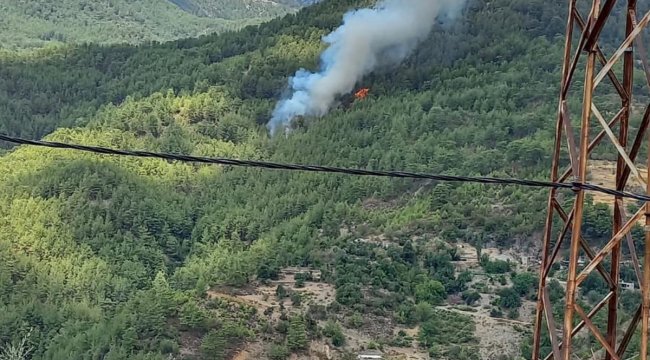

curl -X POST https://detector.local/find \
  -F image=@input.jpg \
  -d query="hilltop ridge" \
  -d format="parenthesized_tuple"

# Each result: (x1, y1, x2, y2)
(0, 0, 306, 49)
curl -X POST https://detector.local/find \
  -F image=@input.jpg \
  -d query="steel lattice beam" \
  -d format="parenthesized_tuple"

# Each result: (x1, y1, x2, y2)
(533, 1, 650, 359)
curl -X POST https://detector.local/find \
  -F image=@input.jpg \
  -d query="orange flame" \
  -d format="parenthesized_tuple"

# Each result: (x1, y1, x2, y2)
(354, 88, 370, 100)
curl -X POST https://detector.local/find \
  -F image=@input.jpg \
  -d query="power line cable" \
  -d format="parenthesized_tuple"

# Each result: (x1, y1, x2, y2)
(2, 133, 650, 202)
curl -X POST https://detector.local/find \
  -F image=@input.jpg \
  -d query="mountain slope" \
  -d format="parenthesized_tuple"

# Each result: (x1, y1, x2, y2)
(169, 0, 299, 19)
(0, 0, 648, 359)
(0, 0, 303, 50)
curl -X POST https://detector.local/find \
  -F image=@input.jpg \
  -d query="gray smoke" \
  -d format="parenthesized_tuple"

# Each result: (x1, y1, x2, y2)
(268, 0, 465, 134)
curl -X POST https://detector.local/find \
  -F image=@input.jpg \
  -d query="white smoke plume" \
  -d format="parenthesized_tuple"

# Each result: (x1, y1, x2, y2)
(268, 0, 465, 134)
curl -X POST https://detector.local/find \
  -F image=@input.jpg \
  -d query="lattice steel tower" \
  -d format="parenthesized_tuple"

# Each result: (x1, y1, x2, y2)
(532, 1, 650, 359)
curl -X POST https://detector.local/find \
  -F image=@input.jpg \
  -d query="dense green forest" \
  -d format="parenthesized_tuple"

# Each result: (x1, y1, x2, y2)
(0, 0, 303, 50)
(1, 0, 649, 359)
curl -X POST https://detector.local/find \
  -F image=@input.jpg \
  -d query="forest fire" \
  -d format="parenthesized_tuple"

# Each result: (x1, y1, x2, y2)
(354, 88, 370, 100)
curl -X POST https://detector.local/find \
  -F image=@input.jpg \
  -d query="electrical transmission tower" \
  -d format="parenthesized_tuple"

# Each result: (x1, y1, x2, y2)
(532, 1, 650, 359)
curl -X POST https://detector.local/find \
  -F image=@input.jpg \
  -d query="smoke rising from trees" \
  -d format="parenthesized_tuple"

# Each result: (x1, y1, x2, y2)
(268, 0, 465, 134)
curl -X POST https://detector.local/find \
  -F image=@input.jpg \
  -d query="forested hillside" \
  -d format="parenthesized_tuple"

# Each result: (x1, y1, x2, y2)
(168, 0, 306, 19)
(1, 0, 648, 359)
(0, 0, 303, 50)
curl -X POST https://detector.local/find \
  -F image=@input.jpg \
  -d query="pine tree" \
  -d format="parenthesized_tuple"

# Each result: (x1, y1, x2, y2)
(152, 271, 175, 315)
(287, 315, 307, 351)
(200, 330, 227, 360)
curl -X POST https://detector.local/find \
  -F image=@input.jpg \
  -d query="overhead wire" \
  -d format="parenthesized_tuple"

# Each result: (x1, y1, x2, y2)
(2, 133, 650, 202)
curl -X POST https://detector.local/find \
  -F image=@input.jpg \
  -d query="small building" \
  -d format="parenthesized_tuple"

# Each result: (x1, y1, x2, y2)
(622, 281, 635, 290)
(358, 350, 383, 360)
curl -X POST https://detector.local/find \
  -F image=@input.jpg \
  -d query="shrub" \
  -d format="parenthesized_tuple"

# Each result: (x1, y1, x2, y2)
(159, 339, 179, 354)
(269, 344, 289, 360)
(480, 255, 511, 274)
(276, 285, 287, 299)
(414, 302, 435, 322)
(257, 263, 280, 280)
(347, 312, 364, 328)
(323, 321, 346, 347)
(295, 277, 305, 288)
(497, 287, 522, 309)
(276, 320, 289, 334)
(332, 330, 346, 347)
(490, 308, 503, 318)
(507, 309, 519, 319)
(415, 280, 446, 305)
(336, 284, 362, 305)
(291, 292, 302, 306)
(512, 272, 537, 298)
(179, 302, 208, 330)
(461, 290, 481, 305)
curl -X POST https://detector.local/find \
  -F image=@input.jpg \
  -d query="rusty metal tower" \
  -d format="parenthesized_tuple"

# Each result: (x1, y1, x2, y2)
(532, 1, 650, 359)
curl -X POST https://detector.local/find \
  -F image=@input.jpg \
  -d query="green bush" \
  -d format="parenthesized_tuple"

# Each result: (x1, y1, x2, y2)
(332, 330, 346, 347)
(498, 275, 507, 285)
(336, 284, 363, 305)
(461, 290, 481, 305)
(159, 339, 179, 354)
(389, 332, 413, 347)
(295, 272, 311, 282)
(414, 302, 435, 322)
(258, 263, 280, 281)
(347, 312, 364, 328)
(323, 321, 339, 337)
(497, 287, 522, 309)
(276, 285, 288, 299)
(367, 341, 382, 350)
(323, 321, 346, 347)
(269, 344, 290, 360)
(295, 277, 306, 288)
(419, 310, 478, 356)
(512, 272, 537, 298)
(490, 308, 503, 318)
(415, 280, 446, 305)
(507, 309, 520, 319)
(179, 302, 208, 330)
(291, 292, 302, 306)
(480, 255, 512, 274)
(276, 320, 289, 334)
